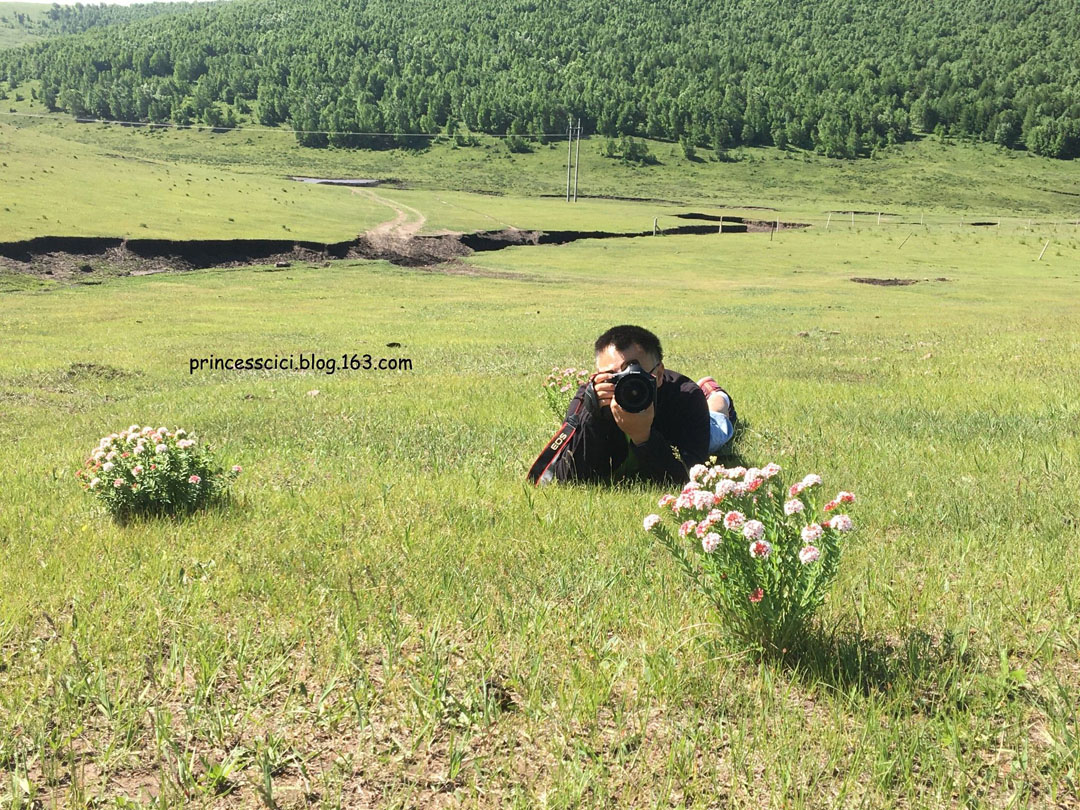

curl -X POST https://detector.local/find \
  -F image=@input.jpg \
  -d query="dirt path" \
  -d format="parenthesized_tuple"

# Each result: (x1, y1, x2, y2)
(357, 189, 428, 240)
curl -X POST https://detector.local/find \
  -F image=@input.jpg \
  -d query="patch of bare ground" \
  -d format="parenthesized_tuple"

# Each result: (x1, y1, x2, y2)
(0, 238, 344, 281)
(0, 215, 811, 284)
(828, 209, 902, 216)
(852, 277, 921, 286)
(851, 277, 953, 286)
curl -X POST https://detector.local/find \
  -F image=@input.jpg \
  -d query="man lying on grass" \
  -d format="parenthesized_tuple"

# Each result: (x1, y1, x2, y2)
(546, 324, 737, 485)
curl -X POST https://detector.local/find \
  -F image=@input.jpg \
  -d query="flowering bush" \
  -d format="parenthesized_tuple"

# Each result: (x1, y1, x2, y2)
(542, 366, 591, 421)
(644, 460, 856, 654)
(77, 425, 240, 519)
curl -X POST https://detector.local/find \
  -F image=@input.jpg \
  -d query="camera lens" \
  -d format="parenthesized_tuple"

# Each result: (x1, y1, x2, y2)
(615, 375, 653, 413)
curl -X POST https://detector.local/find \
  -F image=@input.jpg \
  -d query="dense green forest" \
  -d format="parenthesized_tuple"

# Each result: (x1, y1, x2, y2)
(2, 0, 1079, 158)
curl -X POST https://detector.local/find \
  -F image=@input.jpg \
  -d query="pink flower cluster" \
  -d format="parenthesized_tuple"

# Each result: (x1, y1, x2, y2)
(79, 424, 242, 517)
(828, 514, 854, 532)
(544, 366, 591, 394)
(642, 460, 858, 612)
(748, 538, 771, 559)
(824, 491, 856, 512)
(788, 473, 822, 498)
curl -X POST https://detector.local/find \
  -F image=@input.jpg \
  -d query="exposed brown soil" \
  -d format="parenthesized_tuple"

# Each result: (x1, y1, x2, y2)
(0, 237, 350, 280)
(828, 210, 902, 216)
(676, 205, 778, 213)
(850, 276, 953, 286)
(674, 213, 805, 231)
(0, 217, 812, 282)
(850, 277, 920, 286)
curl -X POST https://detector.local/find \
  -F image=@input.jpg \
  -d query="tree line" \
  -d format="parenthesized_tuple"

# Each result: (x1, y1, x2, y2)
(2, 0, 1079, 159)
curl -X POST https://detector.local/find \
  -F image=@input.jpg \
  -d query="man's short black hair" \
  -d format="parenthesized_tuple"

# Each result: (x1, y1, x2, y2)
(594, 325, 663, 363)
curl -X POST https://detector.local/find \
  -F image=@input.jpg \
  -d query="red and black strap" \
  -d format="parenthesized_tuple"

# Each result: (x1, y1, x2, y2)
(526, 377, 597, 486)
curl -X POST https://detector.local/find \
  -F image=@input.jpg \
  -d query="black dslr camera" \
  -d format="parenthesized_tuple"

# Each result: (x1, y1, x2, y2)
(585, 362, 657, 415)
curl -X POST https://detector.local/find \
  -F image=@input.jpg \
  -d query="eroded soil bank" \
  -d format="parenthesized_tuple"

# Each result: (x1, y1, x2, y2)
(0, 216, 809, 280)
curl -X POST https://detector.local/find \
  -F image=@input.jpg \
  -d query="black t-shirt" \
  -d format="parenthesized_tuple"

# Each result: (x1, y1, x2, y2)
(550, 368, 712, 485)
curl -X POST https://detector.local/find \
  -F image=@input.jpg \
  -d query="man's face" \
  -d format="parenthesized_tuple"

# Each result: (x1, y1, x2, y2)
(595, 343, 662, 383)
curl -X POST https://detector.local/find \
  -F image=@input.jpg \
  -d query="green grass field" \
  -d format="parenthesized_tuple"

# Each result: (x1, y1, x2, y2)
(0, 3, 49, 50)
(2, 111, 1080, 808)
(3, 93, 1080, 244)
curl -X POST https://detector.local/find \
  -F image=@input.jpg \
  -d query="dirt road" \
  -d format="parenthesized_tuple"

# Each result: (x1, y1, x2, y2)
(357, 189, 427, 240)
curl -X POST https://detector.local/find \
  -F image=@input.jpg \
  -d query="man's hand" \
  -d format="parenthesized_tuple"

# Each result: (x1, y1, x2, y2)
(591, 368, 617, 409)
(594, 366, 655, 444)
(611, 399, 654, 445)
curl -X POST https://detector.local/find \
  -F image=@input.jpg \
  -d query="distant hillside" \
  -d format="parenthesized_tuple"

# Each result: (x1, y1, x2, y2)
(0, 2, 203, 50)
(0, 3, 49, 49)
(2, 0, 1079, 158)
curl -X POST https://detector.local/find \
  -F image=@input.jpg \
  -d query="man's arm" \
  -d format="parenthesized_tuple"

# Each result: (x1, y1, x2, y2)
(627, 429, 689, 484)
(622, 385, 711, 485)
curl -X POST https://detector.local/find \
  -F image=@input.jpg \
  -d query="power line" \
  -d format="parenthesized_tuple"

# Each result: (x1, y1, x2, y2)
(0, 110, 573, 139)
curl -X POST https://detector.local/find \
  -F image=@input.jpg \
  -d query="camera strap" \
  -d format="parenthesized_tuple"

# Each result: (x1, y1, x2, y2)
(527, 378, 600, 486)
(526, 408, 581, 486)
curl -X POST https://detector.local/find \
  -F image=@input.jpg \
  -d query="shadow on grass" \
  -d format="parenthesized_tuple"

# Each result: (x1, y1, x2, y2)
(107, 493, 241, 527)
(709, 416, 750, 469)
(784, 624, 973, 697)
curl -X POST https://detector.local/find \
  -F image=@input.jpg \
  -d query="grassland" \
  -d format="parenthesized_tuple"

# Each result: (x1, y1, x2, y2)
(3, 90, 1080, 245)
(0, 122, 392, 242)
(1, 110, 1080, 808)
(0, 3, 50, 50)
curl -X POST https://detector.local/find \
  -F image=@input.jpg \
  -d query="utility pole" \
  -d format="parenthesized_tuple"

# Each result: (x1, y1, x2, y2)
(566, 118, 572, 202)
(572, 119, 581, 202)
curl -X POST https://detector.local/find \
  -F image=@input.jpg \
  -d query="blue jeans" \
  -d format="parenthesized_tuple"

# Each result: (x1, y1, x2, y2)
(708, 411, 734, 454)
